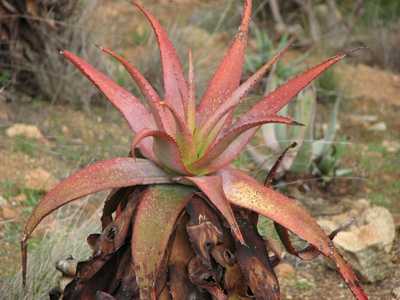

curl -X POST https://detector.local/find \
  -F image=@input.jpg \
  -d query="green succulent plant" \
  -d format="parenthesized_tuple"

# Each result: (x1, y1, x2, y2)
(246, 29, 349, 181)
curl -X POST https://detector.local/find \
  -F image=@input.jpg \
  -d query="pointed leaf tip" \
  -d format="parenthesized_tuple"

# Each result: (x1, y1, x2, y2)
(99, 46, 161, 104)
(343, 46, 368, 57)
(198, 39, 292, 139)
(241, 52, 346, 123)
(61, 50, 156, 159)
(197, 0, 252, 122)
(21, 158, 171, 286)
(132, 1, 188, 118)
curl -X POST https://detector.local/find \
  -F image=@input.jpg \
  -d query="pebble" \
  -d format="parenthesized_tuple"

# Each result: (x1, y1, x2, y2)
(368, 122, 387, 131)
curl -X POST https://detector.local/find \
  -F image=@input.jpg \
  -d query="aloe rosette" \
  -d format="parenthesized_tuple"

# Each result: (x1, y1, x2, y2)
(21, 1, 367, 299)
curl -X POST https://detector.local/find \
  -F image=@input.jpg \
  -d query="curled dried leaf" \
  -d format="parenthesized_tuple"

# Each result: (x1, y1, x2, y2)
(168, 264, 209, 300)
(236, 245, 280, 300)
(188, 256, 226, 300)
(186, 197, 224, 266)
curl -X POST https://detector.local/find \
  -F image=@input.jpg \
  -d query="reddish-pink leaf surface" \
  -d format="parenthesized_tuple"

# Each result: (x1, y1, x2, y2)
(131, 129, 191, 175)
(219, 168, 367, 300)
(193, 116, 295, 173)
(331, 250, 368, 300)
(131, 185, 194, 299)
(133, 2, 188, 118)
(197, 129, 257, 174)
(193, 53, 345, 173)
(21, 158, 171, 284)
(236, 53, 346, 124)
(99, 47, 171, 131)
(100, 47, 161, 104)
(187, 49, 196, 133)
(197, 0, 252, 123)
(220, 168, 332, 254)
(160, 102, 195, 160)
(199, 41, 291, 138)
(185, 176, 245, 244)
(62, 50, 156, 159)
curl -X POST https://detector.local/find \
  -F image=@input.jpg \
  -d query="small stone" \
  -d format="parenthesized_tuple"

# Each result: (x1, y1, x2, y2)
(61, 126, 70, 135)
(348, 114, 378, 124)
(382, 140, 400, 153)
(318, 201, 395, 283)
(12, 193, 27, 204)
(6, 123, 47, 142)
(24, 168, 57, 191)
(392, 287, 400, 299)
(351, 198, 370, 212)
(274, 262, 296, 279)
(1, 205, 18, 219)
(368, 122, 387, 131)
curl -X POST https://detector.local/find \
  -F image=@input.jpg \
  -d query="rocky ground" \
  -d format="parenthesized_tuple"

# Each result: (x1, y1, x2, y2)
(1, 1, 400, 299)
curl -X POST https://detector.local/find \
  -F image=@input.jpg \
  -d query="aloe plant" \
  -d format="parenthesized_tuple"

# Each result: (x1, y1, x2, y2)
(21, 1, 367, 299)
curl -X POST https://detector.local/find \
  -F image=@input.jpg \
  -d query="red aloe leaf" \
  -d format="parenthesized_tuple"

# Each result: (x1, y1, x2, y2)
(187, 49, 196, 133)
(99, 47, 170, 130)
(192, 115, 296, 173)
(133, 2, 188, 118)
(192, 53, 345, 173)
(21, 158, 171, 285)
(132, 185, 194, 299)
(197, 0, 252, 123)
(198, 129, 257, 174)
(198, 41, 291, 138)
(160, 102, 196, 161)
(219, 168, 367, 300)
(99, 46, 161, 104)
(131, 129, 191, 175)
(331, 249, 368, 300)
(185, 176, 245, 245)
(61, 50, 156, 159)
(237, 53, 346, 124)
